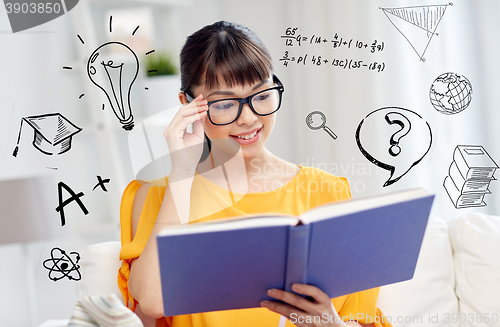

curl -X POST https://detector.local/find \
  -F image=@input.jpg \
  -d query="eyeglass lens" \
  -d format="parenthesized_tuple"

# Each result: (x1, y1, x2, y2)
(209, 88, 281, 125)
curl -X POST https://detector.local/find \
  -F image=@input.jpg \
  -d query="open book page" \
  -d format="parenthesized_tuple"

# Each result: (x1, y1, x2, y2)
(300, 188, 431, 224)
(158, 214, 299, 236)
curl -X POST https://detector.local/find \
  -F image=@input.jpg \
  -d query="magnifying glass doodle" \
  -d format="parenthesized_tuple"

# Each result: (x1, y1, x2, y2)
(305, 111, 337, 140)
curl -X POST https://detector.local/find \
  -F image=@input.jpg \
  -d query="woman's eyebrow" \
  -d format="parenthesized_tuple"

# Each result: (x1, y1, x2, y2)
(251, 78, 271, 90)
(207, 90, 235, 97)
(207, 78, 273, 98)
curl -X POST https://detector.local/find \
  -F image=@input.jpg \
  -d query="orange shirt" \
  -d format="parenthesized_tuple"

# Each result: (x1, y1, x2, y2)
(118, 166, 392, 327)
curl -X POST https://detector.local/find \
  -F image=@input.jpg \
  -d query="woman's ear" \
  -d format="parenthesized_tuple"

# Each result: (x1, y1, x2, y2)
(179, 92, 189, 105)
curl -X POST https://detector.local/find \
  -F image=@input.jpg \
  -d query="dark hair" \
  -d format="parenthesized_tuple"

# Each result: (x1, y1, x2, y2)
(180, 21, 274, 96)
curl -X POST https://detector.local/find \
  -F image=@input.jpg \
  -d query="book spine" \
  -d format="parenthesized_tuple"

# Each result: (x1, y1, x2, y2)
(444, 176, 460, 208)
(454, 146, 471, 179)
(448, 160, 465, 192)
(284, 224, 311, 293)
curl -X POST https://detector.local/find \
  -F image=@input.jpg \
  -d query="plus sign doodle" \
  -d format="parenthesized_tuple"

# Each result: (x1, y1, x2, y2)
(92, 175, 110, 192)
(42, 247, 82, 282)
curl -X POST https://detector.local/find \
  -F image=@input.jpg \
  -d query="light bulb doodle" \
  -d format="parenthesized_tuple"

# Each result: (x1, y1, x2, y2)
(306, 111, 338, 140)
(42, 247, 81, 282)
(64, 18, 156, 130)
(87, 42, 139, 131)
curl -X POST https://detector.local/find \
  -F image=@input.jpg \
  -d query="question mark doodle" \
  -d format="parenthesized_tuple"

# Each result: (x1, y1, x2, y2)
(385, 112, 411, 157)
(355, 107, 432, 187)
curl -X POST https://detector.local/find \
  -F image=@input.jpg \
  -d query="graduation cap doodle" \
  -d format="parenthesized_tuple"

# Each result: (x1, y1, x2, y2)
(12, 113, 82, 157)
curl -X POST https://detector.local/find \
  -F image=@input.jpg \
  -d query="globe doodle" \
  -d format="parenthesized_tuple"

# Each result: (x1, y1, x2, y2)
(42, 247, 81, 282)
(429, 72, 472, 115)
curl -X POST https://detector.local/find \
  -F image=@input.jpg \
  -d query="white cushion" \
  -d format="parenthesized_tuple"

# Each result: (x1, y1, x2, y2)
(377, 216, 458, 326)
(448, 213, 500, 327)
(78, 242, 156, 327)
(79, 241, 122, 301)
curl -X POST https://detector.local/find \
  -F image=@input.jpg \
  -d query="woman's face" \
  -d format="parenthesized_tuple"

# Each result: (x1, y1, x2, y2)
(190, 76, 277, 158)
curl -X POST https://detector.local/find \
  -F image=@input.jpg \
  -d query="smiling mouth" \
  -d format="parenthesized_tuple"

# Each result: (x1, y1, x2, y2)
(231, 127, 262, 140)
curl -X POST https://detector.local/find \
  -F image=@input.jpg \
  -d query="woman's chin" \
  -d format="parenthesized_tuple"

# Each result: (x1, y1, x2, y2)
(239, 142, 267, 159)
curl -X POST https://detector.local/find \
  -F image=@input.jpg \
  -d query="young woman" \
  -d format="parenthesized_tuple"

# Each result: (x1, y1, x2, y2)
(118, 21, 391, 327)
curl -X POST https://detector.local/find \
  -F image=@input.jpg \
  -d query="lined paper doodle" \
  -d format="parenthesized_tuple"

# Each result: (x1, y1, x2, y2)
(381, 4, 452, 62)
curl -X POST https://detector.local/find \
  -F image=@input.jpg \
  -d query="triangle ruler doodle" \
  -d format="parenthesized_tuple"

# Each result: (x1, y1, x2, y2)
(381, 4, 451, 62)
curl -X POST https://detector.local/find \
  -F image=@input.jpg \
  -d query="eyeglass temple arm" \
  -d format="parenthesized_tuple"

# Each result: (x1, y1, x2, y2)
(184, 92, 195, 103)
(273, 74, 284, 89)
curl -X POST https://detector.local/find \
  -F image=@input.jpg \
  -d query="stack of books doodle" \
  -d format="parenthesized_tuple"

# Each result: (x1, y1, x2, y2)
(444, 145, 498, 208)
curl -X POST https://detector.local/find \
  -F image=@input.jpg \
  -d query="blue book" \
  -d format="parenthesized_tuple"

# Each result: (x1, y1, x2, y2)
(157, 188, 434, 316)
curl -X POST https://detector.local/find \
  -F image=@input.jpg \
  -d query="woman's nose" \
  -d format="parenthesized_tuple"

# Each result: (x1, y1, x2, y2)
(236, 103, 258, 125)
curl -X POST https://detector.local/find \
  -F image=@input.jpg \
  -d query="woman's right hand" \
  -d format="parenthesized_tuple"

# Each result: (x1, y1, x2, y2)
(163, 94, 208, 175)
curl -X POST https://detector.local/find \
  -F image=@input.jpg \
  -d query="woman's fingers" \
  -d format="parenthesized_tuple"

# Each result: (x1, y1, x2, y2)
(265, 288, 318, 314)
(260, 300, 307, 321)
(168, 111, 207, 141)
(292, 284, 331, 304)
(169, 94, 207, 124)
(165, 97, 207, 141)
(191, 113, 206, 139)
(170, 100, 208, 127)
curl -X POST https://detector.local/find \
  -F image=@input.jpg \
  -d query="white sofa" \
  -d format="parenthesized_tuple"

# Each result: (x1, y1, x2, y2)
(78, 213, 500, 327)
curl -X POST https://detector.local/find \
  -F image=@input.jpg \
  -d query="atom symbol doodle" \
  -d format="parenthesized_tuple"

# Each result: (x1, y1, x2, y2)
(42, 247, 82, 282)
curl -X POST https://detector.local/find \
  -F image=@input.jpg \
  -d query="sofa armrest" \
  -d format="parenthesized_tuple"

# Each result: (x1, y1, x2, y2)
(377, 216, 459, 326)
(448, 213, 500, 327)
(79, 241, 123, 300)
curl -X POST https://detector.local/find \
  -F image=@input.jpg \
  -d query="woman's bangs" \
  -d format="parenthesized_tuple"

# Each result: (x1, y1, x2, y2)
(203, 40, 272, 90)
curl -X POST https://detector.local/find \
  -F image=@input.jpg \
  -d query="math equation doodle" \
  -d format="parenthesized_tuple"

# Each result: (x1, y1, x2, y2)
(279, 52, 385, 72)
(380, 4, 452, 62)
(279, 27, 386, 72)
(281, 28, 385, 52)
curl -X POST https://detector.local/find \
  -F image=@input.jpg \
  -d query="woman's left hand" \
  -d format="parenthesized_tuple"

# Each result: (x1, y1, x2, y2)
(261, 283, 350, 327)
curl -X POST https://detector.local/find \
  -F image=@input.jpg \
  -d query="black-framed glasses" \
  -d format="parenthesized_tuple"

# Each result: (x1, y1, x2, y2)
(185, 74, 285, 126)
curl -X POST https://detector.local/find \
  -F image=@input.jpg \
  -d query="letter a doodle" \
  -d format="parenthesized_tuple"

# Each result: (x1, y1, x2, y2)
(55, 182, 89, 226)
